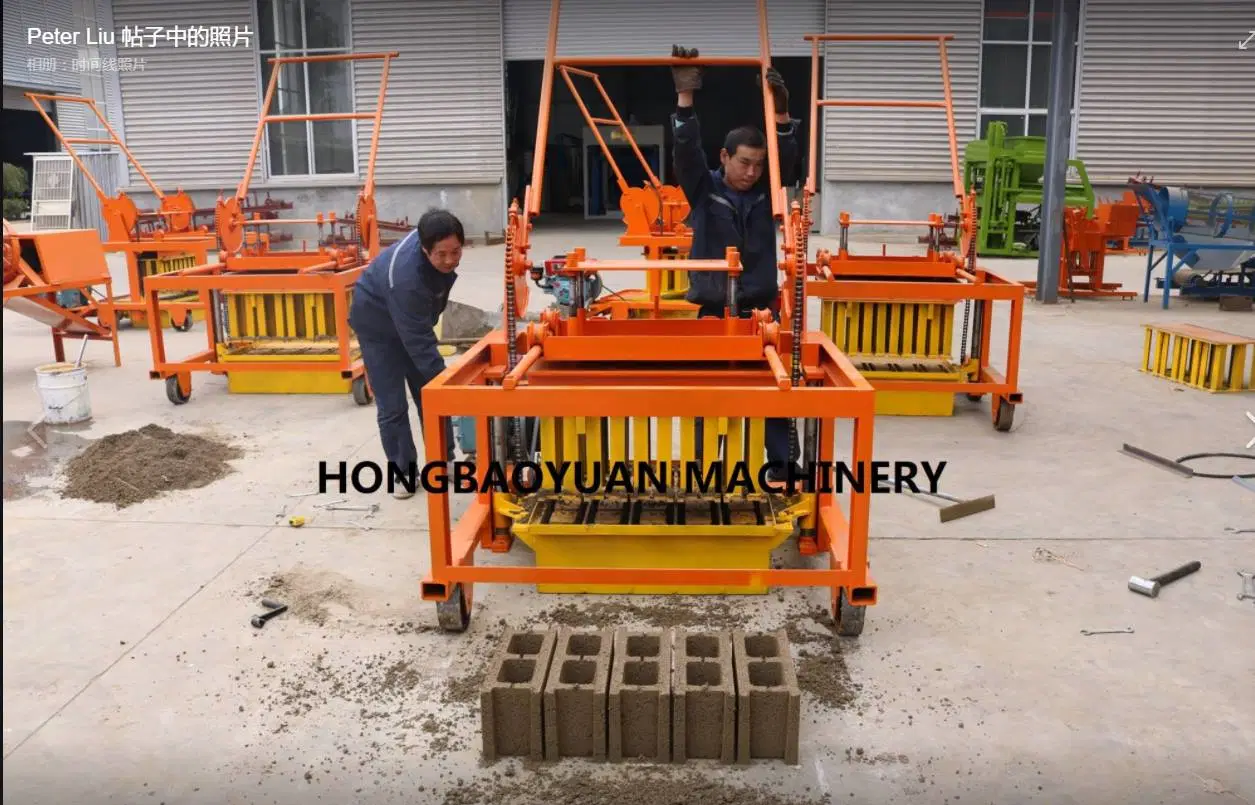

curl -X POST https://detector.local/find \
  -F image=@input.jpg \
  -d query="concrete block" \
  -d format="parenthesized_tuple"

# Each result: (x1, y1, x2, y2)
(608, 628, 672, 762)
(543, 628, 612, 761)
(732, 629, 801, 765)
(480, 628, 557, 762)
(671, 629, 735, 764)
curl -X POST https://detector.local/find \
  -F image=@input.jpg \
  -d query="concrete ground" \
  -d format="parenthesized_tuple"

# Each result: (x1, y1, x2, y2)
(3, 223, 1254, 805)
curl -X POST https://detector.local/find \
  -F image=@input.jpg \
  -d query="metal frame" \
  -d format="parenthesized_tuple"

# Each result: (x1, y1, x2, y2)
(418, 0, 878, 634)
(141, 51, 398, 404)
(802, 33, 1025, 431)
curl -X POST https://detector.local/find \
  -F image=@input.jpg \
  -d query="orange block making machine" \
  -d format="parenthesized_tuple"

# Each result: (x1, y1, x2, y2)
(141, 52, 397, 406)
(419, 0, 878, 637)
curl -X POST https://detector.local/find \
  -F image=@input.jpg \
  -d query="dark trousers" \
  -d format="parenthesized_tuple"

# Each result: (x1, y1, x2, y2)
(357, 332, 455, 470)
(697, 299, 793, 470)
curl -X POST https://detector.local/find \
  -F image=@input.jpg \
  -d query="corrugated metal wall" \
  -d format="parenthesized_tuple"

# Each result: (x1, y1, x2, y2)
(2, 0, 81, 91)
(112, 0, 259, 189)
(1076, 0, 1255, 186)
(504, 0, 824, 59)
(351, 0, 505, 184)
(72, 152, 120, 236)
(821, 0, 980, 184)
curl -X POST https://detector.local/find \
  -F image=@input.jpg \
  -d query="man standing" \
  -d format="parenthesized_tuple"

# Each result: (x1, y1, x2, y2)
(350, 208, 463, 498)
(669, 45, 801, 488)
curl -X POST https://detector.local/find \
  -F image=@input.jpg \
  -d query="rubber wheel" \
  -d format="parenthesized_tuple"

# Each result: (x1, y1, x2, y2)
(435, 583, 471, 633)
(165, 376, 190, 405)
(172, 315, 194, 332)
(351, 376, 373, 406)
(834, 588, 866, 637)
(994, 400, 1015, 432)
(966, 393, 983, 402)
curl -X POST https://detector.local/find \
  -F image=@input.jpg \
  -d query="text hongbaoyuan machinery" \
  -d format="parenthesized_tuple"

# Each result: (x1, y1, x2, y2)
(4, 219, 121, 367)
(142, 52, 398, 405)
(556, 66, 697, 319)
(25, 93, 218, 331)
(802, 34, 1024, 429)
(419, 0, 878, 637)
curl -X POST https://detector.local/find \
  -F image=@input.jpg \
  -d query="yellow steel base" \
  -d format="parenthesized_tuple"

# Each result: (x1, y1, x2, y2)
(858, 360, 965, 417)
(511, 495, 795, 595)
(218, 343, 358, 395)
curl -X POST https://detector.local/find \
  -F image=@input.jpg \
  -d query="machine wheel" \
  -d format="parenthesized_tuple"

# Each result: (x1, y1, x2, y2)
(435, 583, 472, 633)
(172, 314, 194, 332)
(965, 393, 983, 402)
(994, 400, 1015, 432)
(351, 376, 373, 406)
(834, 588, 866, 637)
(165, 376, 190, 405)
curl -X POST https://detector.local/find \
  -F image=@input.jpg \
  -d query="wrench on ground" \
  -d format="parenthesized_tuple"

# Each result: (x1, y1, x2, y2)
(1080, 626, 1134, 636)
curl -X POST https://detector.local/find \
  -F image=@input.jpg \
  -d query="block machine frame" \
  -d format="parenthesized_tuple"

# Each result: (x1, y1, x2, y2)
(142, 51, 397, 406)
(4, 220, 121, 367)
(420, 0, 878, 637)
(25, 93, 217, 331)
(801, 34, 1025, 431)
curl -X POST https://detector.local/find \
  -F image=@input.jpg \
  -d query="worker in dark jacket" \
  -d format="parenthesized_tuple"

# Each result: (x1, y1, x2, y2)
(349, 208, 463, 498)
(670, 45, 801, 487)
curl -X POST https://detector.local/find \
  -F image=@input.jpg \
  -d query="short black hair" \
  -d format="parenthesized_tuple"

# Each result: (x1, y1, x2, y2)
(723, 126, 766, 156)
(418, 208, 465, 251)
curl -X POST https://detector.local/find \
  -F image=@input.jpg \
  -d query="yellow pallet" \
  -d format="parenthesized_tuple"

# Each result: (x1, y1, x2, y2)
(1141, 323, 1254, 393)
(821, 300, 955, 359)
(505, 415, 804, 594)
(218, 345, 355, 394)
(857, 360, 964, 416)
(139, 253, 199, 277)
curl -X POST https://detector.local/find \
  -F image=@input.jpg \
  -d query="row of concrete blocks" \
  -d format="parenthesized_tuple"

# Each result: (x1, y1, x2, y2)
(480, 626, 801, 765)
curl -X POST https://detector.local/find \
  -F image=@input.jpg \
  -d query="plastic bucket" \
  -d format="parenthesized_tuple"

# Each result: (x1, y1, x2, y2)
(34, 362, 92, 425)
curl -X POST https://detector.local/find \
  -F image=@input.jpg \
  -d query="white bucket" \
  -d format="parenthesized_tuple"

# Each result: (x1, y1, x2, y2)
(34, 362, 92, 425)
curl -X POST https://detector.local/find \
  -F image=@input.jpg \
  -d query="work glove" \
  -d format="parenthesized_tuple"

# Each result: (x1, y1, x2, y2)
(764, 66, 789, 111)
(671, 45, 702, 93)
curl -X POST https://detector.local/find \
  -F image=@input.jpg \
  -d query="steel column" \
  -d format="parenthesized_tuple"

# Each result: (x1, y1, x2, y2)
(1035, 0, 1080, 304)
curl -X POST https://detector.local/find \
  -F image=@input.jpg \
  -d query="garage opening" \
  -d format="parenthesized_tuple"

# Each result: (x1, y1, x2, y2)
(2, 104, 59, 220)
(504, 57, 821, 230)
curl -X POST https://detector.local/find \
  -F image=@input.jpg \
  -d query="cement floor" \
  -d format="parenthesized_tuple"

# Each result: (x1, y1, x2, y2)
(3, 226, 1253, 805)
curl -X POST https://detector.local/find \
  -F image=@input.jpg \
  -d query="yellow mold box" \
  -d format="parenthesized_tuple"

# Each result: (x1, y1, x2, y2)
(217, 341, 359, 395)
(509, 494, 803, 595)
(858, 358, 965, 417)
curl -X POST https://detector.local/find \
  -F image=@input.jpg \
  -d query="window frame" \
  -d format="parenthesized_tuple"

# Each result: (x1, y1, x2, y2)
(975, 0, 1084, 154)
(252, 0, 359, 183)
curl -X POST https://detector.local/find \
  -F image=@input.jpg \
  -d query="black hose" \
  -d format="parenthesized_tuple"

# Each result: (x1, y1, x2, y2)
(1174, 452, 1255, 479)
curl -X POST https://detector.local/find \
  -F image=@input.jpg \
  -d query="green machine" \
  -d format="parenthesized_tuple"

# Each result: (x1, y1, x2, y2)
(963, 121, 1095, 258)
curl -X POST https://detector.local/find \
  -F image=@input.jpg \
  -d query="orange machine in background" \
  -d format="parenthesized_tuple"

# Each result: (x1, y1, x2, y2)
(801, 34, 1024, 429)
(557, 66, 698, 319)
(142, 51, 397, 406)
(1021, 198, 1141, 299)
(419, 0, 877, 639)
(3, 220, 121, 367)
(25, 93, 217, 332)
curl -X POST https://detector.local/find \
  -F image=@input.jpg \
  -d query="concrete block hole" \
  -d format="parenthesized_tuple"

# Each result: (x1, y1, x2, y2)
(509, 633, 545, 655)
(498, 658, 536, 684)
(744, 635, 780, 658)
(559, 659, 596, 685)
(627, 635, 661, 657)
(686, 634, 720, 658)
(686, 661, 722, 686)
(566, 634, 603, 656)
(748, 661, 783, 688)
(624, 660, 659, 686)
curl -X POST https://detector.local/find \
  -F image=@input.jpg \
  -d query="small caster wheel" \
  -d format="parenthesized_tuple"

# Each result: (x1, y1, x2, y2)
(351, 376, 373, 406)
(834, 588, 866, 637)
(172, 315, 194, 332)
(165, 375, 190, 405)
(965, 393, 983, 402)
(435, 583, 471, 633)
(994, 400, 1015, 432)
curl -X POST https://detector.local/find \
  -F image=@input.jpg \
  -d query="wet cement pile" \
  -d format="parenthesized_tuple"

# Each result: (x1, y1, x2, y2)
(441, 767, 832, 805)
(533, 598, 746, 630)
(61, 424, 242, 507)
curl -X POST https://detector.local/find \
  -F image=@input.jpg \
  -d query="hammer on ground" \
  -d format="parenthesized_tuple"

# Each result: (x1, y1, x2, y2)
(1128, 561, 1201, 598)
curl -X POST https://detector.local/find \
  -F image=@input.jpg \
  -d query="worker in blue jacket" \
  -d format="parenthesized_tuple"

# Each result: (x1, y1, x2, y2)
(670, 45, 801, 488)
(350, 209, 462, 498)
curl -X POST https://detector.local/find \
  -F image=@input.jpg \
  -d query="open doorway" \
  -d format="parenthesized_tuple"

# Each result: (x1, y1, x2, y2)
(504, 57, 821, 228)
(2, 100, 60, 221)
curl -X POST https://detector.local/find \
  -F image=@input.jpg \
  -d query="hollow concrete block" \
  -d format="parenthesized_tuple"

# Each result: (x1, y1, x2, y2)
(608, 627, 672, 762)
(671, 629, 735, 764)
(480, 628, 557, 762)
(543, 627, 612, 761)
(732, 629, 800, 765)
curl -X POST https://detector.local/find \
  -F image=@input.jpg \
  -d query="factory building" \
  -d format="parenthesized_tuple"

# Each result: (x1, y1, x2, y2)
(4, 0, 1252, 239)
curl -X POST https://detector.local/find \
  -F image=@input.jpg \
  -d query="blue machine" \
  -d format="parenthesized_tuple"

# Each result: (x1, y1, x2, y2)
(530, 255, 603, 310)
(1130, 179, 1255, 308)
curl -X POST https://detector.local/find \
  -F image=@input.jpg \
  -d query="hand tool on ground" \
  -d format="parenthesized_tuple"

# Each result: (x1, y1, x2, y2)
(251, 602, 288, 629)
(1118, 444, 1194, 477)
(1234, 476, 1255, 494)
(1080, 626, 1134, 636)
(261, 598, 284, 609)
(1128, 560, 1202, 598)
(325, 503, 379, 514)
(287, 515, 306, 528)
(1238, 571, 1255, 603)
(907, 490, 996, 523)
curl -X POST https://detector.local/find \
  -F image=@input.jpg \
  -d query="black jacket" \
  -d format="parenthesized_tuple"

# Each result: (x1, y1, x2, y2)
(350, 229, 456, 382)
(671, 105, 799, 309)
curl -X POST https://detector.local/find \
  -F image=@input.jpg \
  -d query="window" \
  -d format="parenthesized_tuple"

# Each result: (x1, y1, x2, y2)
(978, 0, 1080, 139)
(256, 0, 356, 177)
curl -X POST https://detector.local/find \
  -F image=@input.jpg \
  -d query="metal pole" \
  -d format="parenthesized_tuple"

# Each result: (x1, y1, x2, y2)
(1034, 0, 1079, 304)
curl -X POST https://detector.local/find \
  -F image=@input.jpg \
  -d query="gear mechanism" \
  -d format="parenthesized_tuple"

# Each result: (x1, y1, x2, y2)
(354, 194, 379, 257)
(215, 196, 246, 255)
(161, 191, 196, 233)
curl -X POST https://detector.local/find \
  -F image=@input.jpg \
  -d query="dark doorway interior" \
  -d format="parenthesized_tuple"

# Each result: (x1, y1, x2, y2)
(3, 108, 59, 196)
